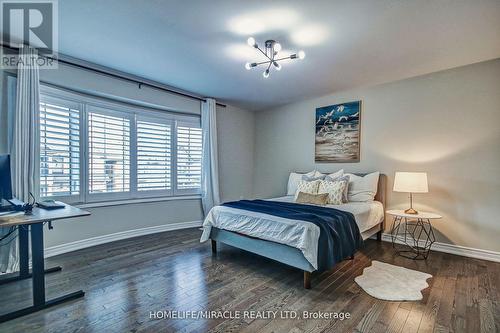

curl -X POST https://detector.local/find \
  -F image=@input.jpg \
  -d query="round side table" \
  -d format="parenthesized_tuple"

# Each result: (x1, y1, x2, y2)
(386, 210, 442, 260)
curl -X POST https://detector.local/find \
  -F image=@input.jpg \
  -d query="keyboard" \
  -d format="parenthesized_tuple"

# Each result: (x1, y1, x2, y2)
(37, 200, 65, 210)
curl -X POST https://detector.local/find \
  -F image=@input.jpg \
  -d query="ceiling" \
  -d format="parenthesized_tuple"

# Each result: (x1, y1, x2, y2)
(7, 0, 500, 110)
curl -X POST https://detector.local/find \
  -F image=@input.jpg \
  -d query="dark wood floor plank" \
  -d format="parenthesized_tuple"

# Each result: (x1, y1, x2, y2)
(370, 301, 401, 333)
(354, 300, 385, 333)
(386, 306, 410, 333)
(417, 281, 444, 333)
(486, 259, 500, 333)
(401, 302, 425, 333)
(477, 262, 496, 333)
(0, 228, 498, 333)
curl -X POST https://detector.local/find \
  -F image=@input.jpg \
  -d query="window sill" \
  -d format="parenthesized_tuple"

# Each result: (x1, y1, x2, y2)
(75, 195, 201, 209)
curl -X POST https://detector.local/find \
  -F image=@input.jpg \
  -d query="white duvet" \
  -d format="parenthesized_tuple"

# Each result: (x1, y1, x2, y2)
(200, 196, 383, 270)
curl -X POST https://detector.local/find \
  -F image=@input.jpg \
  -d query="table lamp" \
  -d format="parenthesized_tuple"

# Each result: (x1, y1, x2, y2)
(393, 172, 428, 214)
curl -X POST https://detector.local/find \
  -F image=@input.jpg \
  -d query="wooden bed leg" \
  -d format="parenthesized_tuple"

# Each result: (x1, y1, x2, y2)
(376, 230, 382, 242)
(304, 271, 311, 289)
(211, 240, 217, 254)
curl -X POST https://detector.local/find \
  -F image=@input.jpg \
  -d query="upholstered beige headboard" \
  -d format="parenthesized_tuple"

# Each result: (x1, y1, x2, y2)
(374, 174, 387, 210)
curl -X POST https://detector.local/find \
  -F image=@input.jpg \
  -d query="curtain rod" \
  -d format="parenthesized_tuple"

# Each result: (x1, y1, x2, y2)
(1, 44, 227, 108)
(4, 71, 202, 118)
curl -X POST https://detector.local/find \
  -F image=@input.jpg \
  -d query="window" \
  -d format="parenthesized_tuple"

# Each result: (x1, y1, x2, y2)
(137, 117, 172, 194)
(39, 98, 81, 199)
(39, 86, 202, 204)
(88, 110, 130, 195)
(176, 124, 202, 190)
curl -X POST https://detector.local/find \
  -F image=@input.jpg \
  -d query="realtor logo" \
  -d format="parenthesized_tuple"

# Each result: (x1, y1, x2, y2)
(1, 0, 58, 68)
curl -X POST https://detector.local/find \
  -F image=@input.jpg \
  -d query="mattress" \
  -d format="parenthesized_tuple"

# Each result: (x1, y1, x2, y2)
(270, 196, 384, 233)
(200, 197, 384, 269)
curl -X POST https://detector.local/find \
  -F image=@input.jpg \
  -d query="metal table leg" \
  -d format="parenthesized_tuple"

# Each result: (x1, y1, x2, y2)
(392, 217, 436, 260)
(0, 223, 85, 323)
(0, 225, 62, 286)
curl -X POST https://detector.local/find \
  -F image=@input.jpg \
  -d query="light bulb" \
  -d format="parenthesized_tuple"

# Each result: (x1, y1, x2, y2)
(245, 62, 251, 70)
(273, 43, 282, 52)
(263, 70, 270, 78)
(273, 62, 281, 71)
(298, 50, 306, 59)
(247, 37, 256, 47)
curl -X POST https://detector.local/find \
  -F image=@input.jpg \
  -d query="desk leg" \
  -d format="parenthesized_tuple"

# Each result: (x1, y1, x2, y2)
(0, 226, 61, 286)
(31, 223, 46, 305)
(19, 225, 29, 277)
(0, 223, 85, 323)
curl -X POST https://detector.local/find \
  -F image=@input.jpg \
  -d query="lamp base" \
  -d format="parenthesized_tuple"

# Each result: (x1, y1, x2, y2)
(404, 208, 418, 215)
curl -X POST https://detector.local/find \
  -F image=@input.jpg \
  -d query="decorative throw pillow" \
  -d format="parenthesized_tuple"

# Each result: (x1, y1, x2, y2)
(302, 174, 326, 181)
(318, 179, 348, 205)
(326, 169, 344, 179)
(313, 170, 327, 178)
(287, 171, 316, 195)
(295, 192, 329, 205)
(325, 174, 350, 203)
(294, 180, 321, 199)
(345, 172, 380, 202)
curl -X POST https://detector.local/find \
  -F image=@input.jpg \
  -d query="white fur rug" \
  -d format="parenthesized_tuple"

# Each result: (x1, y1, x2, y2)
(354, 261, 432, 301)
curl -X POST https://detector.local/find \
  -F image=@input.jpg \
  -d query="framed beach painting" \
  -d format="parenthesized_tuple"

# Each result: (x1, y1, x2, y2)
(315, 100, 361, 162)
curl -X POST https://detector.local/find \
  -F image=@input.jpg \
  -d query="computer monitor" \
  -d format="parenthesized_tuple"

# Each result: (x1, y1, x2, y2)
(0, 154, 13, 201)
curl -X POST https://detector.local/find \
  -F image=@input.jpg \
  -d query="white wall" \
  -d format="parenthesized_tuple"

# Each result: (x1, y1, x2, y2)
(217, 104, 255, 202)
(0, 61, 255, 248)
(254, 59, 500, 252)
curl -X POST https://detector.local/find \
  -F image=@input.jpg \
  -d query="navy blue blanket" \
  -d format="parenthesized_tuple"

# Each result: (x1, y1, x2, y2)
(222, 200, 363, 271)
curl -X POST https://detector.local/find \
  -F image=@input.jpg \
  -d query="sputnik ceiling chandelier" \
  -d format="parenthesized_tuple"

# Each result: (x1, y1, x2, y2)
(244, 37, 305, 78)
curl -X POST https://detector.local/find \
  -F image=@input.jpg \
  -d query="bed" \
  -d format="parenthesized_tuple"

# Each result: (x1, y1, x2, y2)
(200, 173, 386, 289)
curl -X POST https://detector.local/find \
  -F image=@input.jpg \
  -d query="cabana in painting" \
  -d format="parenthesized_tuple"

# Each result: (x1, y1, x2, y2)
(315, 101, 361, 162)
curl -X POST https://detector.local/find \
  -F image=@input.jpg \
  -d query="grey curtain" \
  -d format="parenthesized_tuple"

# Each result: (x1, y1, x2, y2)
(12, 46, 40, 202)
(201, 98, 220, 215)
(0, 75, 18, 274)
(0, 46, 40, 273)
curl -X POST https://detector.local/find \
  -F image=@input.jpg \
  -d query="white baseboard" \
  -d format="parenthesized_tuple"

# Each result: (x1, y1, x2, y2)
(379, 233, 500, 263)
(45, 220, 202, 258)
(44, 224, 500, 263)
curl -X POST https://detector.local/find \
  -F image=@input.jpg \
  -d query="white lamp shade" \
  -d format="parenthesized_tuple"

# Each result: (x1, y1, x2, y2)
(393, 172, 428, 193)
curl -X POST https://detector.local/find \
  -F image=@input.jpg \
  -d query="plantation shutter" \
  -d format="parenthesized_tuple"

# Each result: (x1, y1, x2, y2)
(136, 118, 172, 194)
(176, 122, 202, 193)
(39, 99, 81, 198)
(88, 110, 130, 196)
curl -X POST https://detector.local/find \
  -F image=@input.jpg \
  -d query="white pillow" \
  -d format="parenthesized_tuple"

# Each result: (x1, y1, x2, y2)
(294, 180, 321, 199)
(318, 179, 348, 205)
(325, 169, 344, 179)
(313, 170, 326, 178)
(287, 171, 315, 195)
(345, 172, 380, 202)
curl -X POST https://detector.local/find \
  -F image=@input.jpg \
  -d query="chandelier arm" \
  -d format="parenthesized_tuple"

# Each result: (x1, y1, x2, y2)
(255, 46, 273, 61)
(251, 60, 272, 67)
(274, 56, 294, 62)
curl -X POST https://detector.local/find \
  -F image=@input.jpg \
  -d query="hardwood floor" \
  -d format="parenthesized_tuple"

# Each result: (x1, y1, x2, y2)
(0, 227, 498, 333)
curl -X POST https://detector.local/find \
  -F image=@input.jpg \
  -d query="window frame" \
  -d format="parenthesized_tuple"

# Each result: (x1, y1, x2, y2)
(135, 113, 174, 198)
(175, 120, 203, 195)
(39, 85, 202, 204)
(39, 94, 84, 203)
(85, 104, 133, 203)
